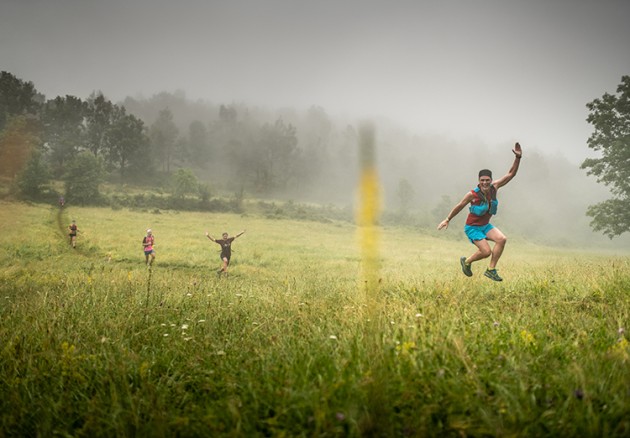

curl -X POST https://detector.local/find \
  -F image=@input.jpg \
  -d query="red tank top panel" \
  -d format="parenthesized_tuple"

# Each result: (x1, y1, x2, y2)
(465, 188, 492, 226)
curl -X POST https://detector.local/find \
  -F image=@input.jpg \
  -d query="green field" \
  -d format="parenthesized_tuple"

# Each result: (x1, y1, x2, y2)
(1, 200, 629, 437)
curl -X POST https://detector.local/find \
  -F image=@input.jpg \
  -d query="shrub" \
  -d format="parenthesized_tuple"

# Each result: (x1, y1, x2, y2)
(63, 152, 105, 205)
(17, 151, 50, 199)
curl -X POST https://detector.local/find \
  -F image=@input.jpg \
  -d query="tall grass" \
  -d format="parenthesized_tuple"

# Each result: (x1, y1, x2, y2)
(1, 200, 629, 436)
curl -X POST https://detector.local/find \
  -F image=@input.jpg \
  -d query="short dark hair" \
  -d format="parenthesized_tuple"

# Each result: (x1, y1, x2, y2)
(478, 169, 492, 179)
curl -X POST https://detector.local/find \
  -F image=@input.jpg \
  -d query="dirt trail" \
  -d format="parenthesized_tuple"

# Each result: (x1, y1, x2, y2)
(55, 205, 84, 254)
(56, 205, 65, 235)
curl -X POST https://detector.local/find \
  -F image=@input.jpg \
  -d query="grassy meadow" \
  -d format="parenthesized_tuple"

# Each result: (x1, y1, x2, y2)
(1, 199, 629, 437)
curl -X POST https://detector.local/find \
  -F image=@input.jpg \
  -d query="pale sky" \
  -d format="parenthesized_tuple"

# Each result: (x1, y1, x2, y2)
(1, 0, 629, 162)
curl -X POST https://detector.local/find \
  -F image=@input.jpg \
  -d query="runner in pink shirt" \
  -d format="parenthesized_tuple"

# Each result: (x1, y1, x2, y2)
(143, 229, 156, 267)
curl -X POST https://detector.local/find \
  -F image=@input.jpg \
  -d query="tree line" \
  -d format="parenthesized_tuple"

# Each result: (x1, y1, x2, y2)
(1, 70, 628, 238)
(0, 71, 317, 204)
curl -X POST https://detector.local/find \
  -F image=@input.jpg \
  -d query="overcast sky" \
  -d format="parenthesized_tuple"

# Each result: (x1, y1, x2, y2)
(1, 0, 629, 162)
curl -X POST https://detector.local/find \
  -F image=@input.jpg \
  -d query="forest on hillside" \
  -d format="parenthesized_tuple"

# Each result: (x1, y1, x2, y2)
(1, 70, 627, 248)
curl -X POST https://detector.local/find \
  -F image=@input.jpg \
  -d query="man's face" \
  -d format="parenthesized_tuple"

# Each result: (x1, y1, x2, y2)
(223, 233, 228, 239)
(479, 176, 492, 189)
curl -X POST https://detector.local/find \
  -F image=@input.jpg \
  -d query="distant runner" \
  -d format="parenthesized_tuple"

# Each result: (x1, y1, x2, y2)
(437, 142, 522, 281)
(68, 219, 78, 248)
(205, 230, 246, 276)
(59, 196, 65, 208)
(143, 229, 156, 267)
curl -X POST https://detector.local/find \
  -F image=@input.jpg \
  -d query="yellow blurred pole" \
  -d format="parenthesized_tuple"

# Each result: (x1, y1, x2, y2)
(356, 123, 391, 429)
(356, 122, 382, 322)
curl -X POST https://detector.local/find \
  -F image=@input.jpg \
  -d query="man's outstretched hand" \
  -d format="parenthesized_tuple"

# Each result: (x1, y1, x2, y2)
(513, 142, 522, 158)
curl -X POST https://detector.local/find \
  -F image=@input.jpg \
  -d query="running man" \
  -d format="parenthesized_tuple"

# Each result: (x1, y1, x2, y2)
(437, 142, 522, 281)
(143, 229, 156, 267)
(205, 230, 246, 276)
(68, 220, 78, 248)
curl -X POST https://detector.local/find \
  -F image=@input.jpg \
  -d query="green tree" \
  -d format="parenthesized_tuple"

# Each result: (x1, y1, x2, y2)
(17, 150, 51, 198)
(41, 95, 86, 175)
(0, 71, 43, 131)
(187, 120, 211, 167)
(149, 108, 179, 173)
(211, 104, 255, 187)
(63, 152, 105, 205)
(171, 168, 199, 198)
(580, 75, 630, 238)
(105, 106, 148, 177)
(84, 93, 114, 157)
(254, 119, 299, 192)
(198, 182, 212, 204)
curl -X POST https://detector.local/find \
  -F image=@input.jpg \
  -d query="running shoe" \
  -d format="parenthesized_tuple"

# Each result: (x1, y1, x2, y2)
(484, 269, 503, 281)
(460, 256, 473, 277)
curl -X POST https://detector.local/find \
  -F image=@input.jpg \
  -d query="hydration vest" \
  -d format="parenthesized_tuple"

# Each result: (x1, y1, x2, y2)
(469, 185, 498, 216)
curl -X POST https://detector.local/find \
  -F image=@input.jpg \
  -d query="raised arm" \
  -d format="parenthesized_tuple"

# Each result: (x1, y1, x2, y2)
(235, 230, 246, 239)
(493, 142, 522, 189)
(205, 231, 216, 242)
(437, 192, 475, 230)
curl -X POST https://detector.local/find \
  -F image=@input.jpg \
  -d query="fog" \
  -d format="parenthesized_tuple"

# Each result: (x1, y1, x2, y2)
(3, 0, 629, 161)
(108, 94, 630, 250)
(2, 0, 629, 249)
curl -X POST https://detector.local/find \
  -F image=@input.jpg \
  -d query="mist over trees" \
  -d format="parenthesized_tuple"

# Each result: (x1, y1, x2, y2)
(1, 70, 628, 248)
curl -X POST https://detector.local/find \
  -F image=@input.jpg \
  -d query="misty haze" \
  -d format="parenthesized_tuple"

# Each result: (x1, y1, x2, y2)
(1, 1, 630, 436)
(2, 0, 628, 248)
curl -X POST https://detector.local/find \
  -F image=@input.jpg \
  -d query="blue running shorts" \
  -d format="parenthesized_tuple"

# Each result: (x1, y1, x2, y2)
(464, 223, 495, 243)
